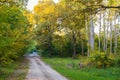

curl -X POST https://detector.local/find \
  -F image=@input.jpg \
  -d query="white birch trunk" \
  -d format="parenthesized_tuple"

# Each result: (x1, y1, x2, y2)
(85, 16, 90, 57)
(110, 19, 113, 54)
(103, 12, 106, 51)
(114, 12, 117, 54)
(90, 15, 94, 51)
(99, 12, 102, 52)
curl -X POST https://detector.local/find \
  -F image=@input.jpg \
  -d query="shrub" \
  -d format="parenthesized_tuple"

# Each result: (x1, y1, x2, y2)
(0, 57, 13, 67)
(75, 54, 81, 59)
(115, 57, 120, 66)
(88, 51, 115, 68)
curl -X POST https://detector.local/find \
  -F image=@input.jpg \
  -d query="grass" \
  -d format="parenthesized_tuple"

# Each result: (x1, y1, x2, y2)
(0, 57, 29, 80)
(42, 57, 120, 80)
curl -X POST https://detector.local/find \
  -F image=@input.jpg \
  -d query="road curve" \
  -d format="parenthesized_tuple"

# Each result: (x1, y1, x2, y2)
(26, 57, 68, 80)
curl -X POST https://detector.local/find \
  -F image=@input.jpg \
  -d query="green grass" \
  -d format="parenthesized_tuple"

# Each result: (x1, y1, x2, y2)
(42, 57, 120, 80)
(0, 57, 29, 80)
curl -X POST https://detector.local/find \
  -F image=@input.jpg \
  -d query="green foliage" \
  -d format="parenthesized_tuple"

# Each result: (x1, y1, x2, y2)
(33, 0, 120, 65)
(0, 57, 14, 67)
(61, 41, 73, 57)
(75, 54, 82, 59)
(34, 1, 58, 57)
(114, 57, 120, 67)
(26, 40, 36, 53)
(0, 2, 32, 67)
(34, 0, 90, 57)
(0, 58, 29, 80)
(43, 58, 120, 80)
(88, 51, 115, 68)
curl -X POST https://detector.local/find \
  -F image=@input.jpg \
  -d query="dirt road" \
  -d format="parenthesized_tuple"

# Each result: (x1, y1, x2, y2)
(26, 57, 68, 80)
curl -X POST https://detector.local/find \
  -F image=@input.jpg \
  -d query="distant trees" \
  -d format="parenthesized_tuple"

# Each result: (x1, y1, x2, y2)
(34, 0, 58, 56)
(34, 0, 120, 59)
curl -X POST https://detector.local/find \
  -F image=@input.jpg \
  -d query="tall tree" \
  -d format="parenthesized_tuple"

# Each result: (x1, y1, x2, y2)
(34, 0, 58, 56)
(0, 1, 32, 66)
(99, 12, 102, 51)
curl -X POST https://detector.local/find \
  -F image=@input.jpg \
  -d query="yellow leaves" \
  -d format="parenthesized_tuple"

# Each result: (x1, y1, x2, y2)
(22, 10, 28, 16)
(28, 13, 36, 24)
(107, 0, 120, 6)
(44, 5, 55, 15)
(40, 18, 46, 22)
(108, 54, 115, 60)
(34, 1, 58, 26)
(70, 22, 75, 26)
(41, 30, 45, 33)
(76, 15, 81, 19)
(54, 29, 66, 37)
(23, 11, 36, 25)
(28, 26, 34, 32)
(34, 3, 48, 14)
(34, 5, 42, 14)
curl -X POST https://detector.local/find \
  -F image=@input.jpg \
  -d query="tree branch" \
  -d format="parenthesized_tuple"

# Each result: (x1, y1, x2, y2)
(101, 5, 120, 8)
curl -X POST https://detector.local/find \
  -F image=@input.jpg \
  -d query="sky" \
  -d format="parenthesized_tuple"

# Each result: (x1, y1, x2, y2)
(27, 0, 59, 11)
(27, 0, 38, 11)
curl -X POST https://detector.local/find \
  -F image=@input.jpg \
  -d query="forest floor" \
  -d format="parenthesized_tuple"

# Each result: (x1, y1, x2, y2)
(25, 56, 68, 80)
(43, 57, 120, 80)
(0, 57, 29, 80)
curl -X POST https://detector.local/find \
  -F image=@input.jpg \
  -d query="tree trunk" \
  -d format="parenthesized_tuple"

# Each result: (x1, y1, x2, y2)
(72, 30, 77, 58)
(114, 13, 117, 54)
(103, 12, 106, 51)
(47, 26, 53, 56)
(110, 20, 113, 54)
(81, 39, 84, 56)
(78, 32, 84, 56)
(105, 11, 110, 53)
(99, 12, 102, 52)
(85, 16, 90, 57)
(90, 15, 94, 51)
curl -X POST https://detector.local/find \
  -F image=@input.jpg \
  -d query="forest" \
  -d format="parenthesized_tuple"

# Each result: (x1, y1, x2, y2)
(34, 0, 120, 67)
(0, 0, 120, 80)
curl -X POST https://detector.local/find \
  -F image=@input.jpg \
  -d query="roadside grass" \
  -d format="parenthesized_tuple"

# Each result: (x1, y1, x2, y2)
(0, 57, 29, 80)
(42, 57, 120, 80)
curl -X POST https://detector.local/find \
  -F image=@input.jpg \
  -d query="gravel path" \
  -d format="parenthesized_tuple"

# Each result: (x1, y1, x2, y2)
(26, 57, 68, 80)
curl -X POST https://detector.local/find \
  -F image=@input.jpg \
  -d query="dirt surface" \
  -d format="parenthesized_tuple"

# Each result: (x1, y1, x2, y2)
(26, 57, 68, 80)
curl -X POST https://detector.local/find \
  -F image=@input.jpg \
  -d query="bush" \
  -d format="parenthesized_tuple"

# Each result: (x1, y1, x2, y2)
(0, 57, 13, 67)
(88, 51, 115, 68)
(115, 57, 120, 66)
(75, 54, 81, 59)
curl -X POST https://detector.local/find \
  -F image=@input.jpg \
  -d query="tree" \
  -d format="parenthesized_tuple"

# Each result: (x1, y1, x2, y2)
(33, 0, 120, 58)
(0, 1, 32, 67)
(34, 0, 58, 56)
(98, 12, 102, 51)
(57, 0, 88, 58)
